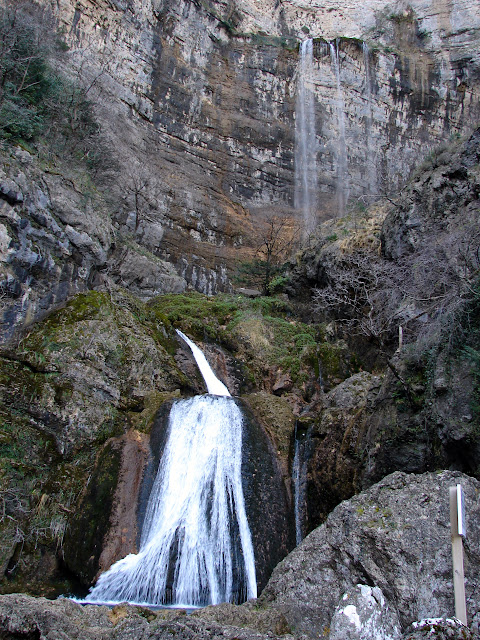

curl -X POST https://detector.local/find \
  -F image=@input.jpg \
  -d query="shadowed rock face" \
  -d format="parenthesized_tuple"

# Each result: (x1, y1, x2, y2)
(238, 398, 295, 592)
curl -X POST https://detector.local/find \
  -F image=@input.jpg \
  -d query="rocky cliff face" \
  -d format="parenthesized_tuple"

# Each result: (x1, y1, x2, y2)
(2, 0, 475, 313)
(285, 126, 479, 537)
(0, 0, 480, 634)
(1, 289, 326, 597)
(1, 0, 479, 336)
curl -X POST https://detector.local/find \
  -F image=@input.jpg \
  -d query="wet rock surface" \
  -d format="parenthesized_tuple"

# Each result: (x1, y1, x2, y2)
(136, 395, 295, 597)
(239, 399, 296, 592)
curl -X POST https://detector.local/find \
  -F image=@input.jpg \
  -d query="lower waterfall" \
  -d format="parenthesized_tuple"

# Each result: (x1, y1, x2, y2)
(84, 333, 257, 607)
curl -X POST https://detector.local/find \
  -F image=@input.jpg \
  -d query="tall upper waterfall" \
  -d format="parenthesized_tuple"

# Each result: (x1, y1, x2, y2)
(362, 42, 377, 196)
(330, 41, 349, 217)
(85, 331, 257, 607)
(295, 39, 318, 240)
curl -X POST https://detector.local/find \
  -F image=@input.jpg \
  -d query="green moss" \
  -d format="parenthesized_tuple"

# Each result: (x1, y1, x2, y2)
(317, 342, 345, 379)
(150, 291, 353, 389)
(246, 33, 298, 50)
(129, 390, 181, 434)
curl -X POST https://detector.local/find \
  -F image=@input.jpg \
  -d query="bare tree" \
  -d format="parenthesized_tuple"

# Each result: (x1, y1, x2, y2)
(236, 214, 300, 295)
(313, 222, 480, 349)
(122, 165, 164, 231)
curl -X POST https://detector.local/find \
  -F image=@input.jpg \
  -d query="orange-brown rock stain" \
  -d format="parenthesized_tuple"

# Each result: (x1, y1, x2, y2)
(96, 430, 150, 576)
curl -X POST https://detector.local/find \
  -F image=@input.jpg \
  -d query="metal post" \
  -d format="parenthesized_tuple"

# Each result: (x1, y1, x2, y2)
(449, 484, 467, 625)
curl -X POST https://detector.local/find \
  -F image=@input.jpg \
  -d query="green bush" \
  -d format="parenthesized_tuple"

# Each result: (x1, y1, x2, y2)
(0, 4, 54, 140)
(0, 100, 43, 140)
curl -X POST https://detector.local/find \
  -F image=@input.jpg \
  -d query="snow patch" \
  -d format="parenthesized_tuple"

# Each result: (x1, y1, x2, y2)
(412, 617, 464, 629)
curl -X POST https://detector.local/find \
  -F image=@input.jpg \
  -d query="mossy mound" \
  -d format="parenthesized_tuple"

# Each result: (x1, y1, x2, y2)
(0, 289, 188, 595)
(151, 292, 355, 394)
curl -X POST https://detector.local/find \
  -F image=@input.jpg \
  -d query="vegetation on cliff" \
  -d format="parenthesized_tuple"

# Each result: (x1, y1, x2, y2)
(1, 125, 479, 599)
(285, 128, 480, 534)
(0, 2, 479, 633)
(0, 2, 111, 178)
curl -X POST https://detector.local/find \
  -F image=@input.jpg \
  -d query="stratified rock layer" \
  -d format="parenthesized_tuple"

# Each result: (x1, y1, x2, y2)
(2, 0, 475, 317)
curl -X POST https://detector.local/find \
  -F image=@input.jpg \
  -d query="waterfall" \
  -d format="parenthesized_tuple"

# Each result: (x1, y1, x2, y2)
(292, 430, 303, 545)
(295, 38, 318, 240)
(362, 43, 377, 196)
(176, 329, 230, 396)
(329, 41, 349, 217)
(292, 424, 313, 545)
(84, 331, 257, 607)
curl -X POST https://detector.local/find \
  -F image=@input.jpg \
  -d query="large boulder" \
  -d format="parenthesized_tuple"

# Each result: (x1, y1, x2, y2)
(260, 470, 480, 638)
(329, 585, 401, 640)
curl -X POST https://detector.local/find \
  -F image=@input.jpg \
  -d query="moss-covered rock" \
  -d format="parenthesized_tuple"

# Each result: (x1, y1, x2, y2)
(303, 372, 383, 531)
(242, 392, 295, 480)
(1, 290, 188, 453)
(62, 438, 123, 585)
(153, 292, 353, 399)
(0, 288, 189, 594)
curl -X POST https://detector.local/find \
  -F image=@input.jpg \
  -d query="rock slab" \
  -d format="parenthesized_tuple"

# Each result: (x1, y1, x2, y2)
(261, 470, 480, 638)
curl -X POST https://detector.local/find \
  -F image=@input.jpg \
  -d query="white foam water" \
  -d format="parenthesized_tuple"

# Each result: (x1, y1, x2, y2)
(330, 41, 349, 217)
(83, 332, 256, 607)
(176, 329, 230, 396)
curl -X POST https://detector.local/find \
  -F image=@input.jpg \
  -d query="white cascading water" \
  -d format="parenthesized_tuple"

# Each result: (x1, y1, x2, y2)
(329, 41, 349, 217)
(292, 432, 303, 545)
(292, 423, 314, 546)
(175, 329, 230, 396)
(362, 42, 377, 196)
(84, 330, 257, 607)
(295, 38, 318, 240)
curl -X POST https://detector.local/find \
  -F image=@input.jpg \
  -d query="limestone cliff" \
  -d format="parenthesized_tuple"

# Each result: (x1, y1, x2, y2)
(2, 0, 478, 335)
(0, 0, 479, 631)
(58, 0, 479, 258)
